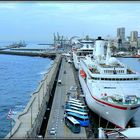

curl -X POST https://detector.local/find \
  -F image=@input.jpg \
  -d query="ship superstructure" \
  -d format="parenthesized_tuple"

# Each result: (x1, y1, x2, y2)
(72, 36, 94, 70)
(79, 37, 140, 128)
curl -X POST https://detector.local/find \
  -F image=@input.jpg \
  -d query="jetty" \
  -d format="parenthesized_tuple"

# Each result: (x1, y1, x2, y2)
(44, 57, 86, 139)
(0, 50, 57, 59)
(5, 53, 87, 139)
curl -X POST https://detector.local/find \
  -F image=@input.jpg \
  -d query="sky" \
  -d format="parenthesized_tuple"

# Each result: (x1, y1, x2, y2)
(0, 1, 140, 43)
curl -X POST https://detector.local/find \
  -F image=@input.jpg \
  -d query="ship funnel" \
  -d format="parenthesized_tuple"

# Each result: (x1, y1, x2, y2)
(96, 36, 103, 40)
(94, 36, 105, 61)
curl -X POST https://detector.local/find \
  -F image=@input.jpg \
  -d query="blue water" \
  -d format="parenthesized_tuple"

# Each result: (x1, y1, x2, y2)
(0, 54, 53, 138)
(118, 58, 140, 127)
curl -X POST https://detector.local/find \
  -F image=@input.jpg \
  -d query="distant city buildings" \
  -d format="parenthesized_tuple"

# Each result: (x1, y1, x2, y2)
(116, 27, 125, 49)
(130, 31, 138, 48)
(130, 31, 138, 42)
(117, 27, 125, 41)
(115, 27, 139, 50)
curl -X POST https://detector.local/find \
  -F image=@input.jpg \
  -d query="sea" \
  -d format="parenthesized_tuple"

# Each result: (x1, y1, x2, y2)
(118, 57, 140, 127)
(0, 42, 53, 138)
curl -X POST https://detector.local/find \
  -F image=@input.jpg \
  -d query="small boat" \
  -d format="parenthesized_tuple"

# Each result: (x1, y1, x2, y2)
(79, 36, 140, 128)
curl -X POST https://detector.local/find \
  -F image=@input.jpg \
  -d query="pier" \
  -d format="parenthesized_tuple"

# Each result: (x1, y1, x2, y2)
(0, 50, 57, 59)
(44, 57, 86, 139)
(5, 53, 88, 139)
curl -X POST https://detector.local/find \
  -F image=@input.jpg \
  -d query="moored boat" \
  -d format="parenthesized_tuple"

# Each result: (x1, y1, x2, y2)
(79, 36, 140, 128)
(72, 35, 94, 70)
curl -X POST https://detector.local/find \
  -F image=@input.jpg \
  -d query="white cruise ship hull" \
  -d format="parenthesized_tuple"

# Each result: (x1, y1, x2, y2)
(79, 74, 139, 129)
(73, 52, 79, 70)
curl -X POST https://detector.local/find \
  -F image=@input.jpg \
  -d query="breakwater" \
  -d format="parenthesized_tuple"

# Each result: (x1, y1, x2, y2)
(0, 50, 56, 59)
(10, 48, 51, 51)
(5, 54, 62, 138)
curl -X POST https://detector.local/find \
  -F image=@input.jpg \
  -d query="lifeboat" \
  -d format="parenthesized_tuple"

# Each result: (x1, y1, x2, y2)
(80, 69, 87, 79)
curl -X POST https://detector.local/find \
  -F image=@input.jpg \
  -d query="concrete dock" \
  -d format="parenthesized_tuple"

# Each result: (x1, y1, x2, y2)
(0, 50, 57, 59)
(5, 54, 87, 139)
(45, 57, 87, 139)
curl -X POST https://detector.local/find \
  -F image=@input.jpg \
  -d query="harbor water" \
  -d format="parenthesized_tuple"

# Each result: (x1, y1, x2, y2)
(118, 57, 140, 128)
(0, 54, 53, 138)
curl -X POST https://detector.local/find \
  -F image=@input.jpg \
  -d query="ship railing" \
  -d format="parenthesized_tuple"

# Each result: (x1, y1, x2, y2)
(127, 69, 136, 74)
(122, 97, 140, 105)
(101, 95, 140, 105)
(89, 67, 100, 74)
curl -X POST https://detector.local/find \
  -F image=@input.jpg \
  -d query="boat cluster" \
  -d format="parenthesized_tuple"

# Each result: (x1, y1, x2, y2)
(64, 96, 90, 127)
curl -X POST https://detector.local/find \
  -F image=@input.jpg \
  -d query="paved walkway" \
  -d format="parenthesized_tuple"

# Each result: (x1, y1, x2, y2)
(45, 57, 87, 139)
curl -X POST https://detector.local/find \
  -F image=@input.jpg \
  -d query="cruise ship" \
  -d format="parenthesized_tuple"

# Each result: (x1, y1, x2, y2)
(79, 37, 140, 128)
(72, 36, 94, 70)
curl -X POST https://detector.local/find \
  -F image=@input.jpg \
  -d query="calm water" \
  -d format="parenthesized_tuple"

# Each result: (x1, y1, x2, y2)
(119, 58, 140, 127)
(0, 54, 53, 138)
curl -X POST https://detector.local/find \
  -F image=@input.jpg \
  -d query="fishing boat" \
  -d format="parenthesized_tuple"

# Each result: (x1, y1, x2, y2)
(78, 36, 140, 128)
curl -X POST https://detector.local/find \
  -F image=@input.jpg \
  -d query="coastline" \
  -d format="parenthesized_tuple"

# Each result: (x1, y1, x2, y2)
(5, 54, 61, 138)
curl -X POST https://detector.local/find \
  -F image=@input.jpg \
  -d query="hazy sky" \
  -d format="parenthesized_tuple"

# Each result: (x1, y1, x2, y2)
(0, 1, 140, 42)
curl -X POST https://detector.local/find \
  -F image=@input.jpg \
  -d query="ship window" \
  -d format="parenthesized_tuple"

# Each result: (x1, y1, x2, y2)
(92, 77, 95, 80)
(134, 78, 138, 80)
(117, 78, 121, 81)
(92, 77, 100, 80)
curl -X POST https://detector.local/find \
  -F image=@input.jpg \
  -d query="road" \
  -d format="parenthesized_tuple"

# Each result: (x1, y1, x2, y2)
(45, 57, 87, 139)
